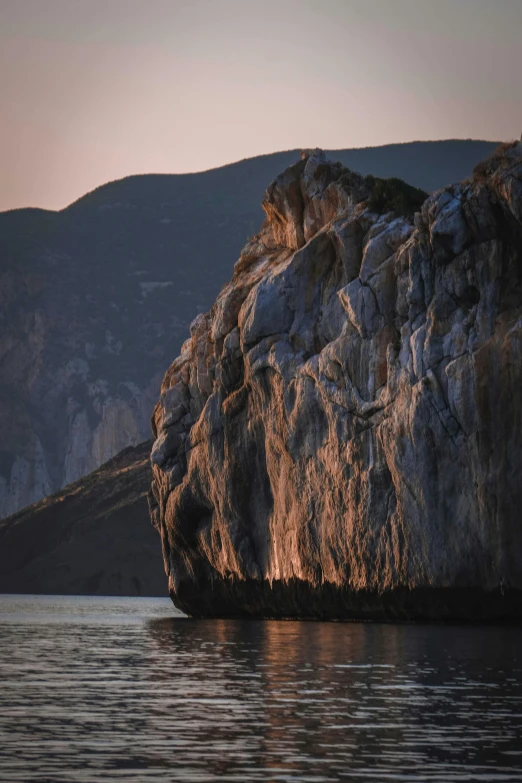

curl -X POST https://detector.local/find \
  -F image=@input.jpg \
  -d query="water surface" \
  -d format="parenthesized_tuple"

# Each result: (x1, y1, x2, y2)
(1, 595, 521, 782)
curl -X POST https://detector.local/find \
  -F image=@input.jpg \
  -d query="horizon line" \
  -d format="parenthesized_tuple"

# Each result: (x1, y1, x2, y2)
(1, 136, 503, 216)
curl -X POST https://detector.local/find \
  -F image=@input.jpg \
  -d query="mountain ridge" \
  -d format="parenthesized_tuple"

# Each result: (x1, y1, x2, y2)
(1, 140, 499, 215)
(65, 139, 499, 211)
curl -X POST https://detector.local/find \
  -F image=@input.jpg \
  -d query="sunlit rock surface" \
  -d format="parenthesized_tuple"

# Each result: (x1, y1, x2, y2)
(150, 144, 522, 621)
(0, 141, 498, 518)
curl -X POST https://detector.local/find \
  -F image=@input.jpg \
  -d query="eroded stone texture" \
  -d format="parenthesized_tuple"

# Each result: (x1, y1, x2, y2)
(150, 145, 522, 621)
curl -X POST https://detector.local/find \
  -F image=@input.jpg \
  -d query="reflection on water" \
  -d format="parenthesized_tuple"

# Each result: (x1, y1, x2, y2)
(0, 596, 522, 782)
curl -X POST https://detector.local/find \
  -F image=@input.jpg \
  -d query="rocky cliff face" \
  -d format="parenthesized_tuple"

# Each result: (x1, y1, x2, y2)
(0, 141, 498, 518)
(150, 143, 522, 621)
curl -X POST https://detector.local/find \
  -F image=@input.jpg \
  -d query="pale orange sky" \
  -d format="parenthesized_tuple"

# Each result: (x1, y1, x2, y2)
(1, 0, 521, 212)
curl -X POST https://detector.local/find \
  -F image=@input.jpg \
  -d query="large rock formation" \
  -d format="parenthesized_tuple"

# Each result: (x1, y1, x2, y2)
(0, 441, 164, 596)
(0, 141, 498, 517)
(150, 142, 522, 621)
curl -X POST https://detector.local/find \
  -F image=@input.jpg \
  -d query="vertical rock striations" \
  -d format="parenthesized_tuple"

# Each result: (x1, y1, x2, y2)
(150, 144, 522, 621)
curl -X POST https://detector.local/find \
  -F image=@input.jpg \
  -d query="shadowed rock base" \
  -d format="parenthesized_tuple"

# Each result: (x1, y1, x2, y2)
(171, 576, 522, 623)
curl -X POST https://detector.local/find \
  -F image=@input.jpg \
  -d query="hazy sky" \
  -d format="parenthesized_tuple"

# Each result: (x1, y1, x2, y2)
(1, 0, 521, 211)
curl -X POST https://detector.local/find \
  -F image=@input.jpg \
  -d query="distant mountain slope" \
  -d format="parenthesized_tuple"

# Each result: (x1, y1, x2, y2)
(0, 140, 498, 517)
(68, 140, 498, 213)
(0, 441, 163, 596)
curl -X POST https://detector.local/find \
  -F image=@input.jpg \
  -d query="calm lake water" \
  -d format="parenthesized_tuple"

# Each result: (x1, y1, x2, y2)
(0, 596, 521, 782)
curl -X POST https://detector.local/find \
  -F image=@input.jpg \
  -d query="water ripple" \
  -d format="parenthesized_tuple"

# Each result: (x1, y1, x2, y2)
(0, 595, 521, 782)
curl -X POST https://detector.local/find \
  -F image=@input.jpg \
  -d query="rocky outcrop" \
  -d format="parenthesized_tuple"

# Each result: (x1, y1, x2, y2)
(0, 441, 164, 596)
(150, 142, 522, 621)
(0, 141, 498, 518)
